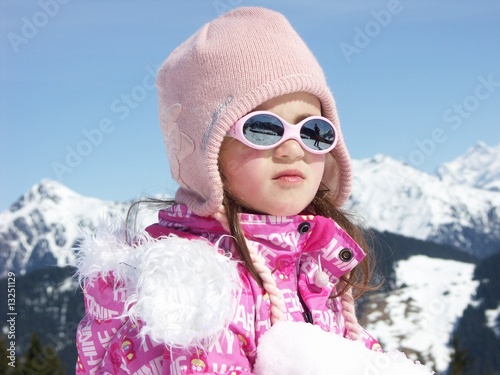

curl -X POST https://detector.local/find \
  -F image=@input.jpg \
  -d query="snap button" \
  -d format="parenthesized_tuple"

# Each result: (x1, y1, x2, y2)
(339, 248, 353, 262)
(297, 222, 311, 234)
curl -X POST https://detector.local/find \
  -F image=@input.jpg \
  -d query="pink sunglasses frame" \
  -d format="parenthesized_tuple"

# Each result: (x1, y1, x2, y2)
(226, 111, 338, 154)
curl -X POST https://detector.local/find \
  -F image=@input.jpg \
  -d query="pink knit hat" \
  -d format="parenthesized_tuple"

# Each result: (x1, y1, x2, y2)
(157, 7, 352, 216)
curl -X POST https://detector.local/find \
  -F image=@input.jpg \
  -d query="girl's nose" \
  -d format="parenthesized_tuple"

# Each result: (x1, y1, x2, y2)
(273, 139, 305, 160)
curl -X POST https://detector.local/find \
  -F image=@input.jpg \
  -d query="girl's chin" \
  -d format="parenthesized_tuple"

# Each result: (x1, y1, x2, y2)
(251, 205, 307, 217)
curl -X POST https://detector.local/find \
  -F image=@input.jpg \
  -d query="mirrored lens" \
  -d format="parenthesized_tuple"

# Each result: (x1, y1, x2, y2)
(242, 114, 284, 146)
(300, 119, 335, 151)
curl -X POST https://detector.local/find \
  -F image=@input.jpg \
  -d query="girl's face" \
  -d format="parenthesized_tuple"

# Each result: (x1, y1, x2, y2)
(219, 92, 326, 216)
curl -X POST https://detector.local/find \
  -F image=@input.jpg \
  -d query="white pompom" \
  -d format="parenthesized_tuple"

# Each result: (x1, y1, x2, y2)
(253, 321, 434, 375)
(126, 235, 241, 349)
(313, 270, 329, 288)
(76, 222, 242, 349)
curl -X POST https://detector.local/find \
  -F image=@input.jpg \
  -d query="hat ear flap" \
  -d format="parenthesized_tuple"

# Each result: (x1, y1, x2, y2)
(159, 103, 195, 188)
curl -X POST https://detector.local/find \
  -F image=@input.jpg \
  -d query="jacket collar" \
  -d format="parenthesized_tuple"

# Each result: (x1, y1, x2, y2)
(153, 205, 365, 279)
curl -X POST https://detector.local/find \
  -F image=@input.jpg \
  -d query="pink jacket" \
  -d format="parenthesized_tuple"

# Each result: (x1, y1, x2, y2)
(76, 205, 380, 374)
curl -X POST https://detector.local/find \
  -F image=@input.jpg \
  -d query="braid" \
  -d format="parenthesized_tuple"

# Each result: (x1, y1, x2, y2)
(340, 287, 361, 340)
(246, 240, 287, 324)
(223, 193, 287, 324)
(223, 193, 263, 288)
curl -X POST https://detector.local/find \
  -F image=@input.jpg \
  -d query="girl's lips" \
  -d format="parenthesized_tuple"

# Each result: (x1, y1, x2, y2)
(275, 176, 304, 183)
(272, 170, 305, 181)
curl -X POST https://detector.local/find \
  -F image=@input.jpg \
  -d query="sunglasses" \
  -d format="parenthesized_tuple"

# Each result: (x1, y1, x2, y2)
(227, 111, 338, 154)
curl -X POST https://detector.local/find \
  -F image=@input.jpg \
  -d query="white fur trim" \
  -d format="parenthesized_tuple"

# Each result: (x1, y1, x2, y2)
(253, 321, 434, 375)
(75, 222, 241, 349)
(75, 221, 137, 285)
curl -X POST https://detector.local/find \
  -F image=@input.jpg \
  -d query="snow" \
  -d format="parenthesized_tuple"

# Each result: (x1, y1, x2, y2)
(58, 276, 77, 293)
(0, 179, 165, 277)
(436, 142, 500, 191)
(485, 305, 500, 338)
(347, 152, 500, 258)
(0, 179, 129, 277)
(364, 255, 478, 373)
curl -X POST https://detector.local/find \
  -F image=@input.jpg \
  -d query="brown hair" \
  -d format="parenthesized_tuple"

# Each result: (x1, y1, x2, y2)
(221, 182, 378, 298)
(309, 185, 378, 298)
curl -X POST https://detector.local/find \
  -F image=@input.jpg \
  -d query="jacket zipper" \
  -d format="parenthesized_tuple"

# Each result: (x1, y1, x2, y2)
(298, 291, 313, 323)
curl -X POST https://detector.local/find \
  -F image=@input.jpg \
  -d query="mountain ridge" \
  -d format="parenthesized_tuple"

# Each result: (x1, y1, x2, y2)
(2, 142, 499, 277)
(347, 145, 500, 258)
(0, 179, 130, 277)
(435, 141, 500, 191)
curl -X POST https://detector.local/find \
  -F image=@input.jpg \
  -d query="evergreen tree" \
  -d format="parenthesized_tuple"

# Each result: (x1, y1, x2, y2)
(0, 337, 9, 374)
(19, 333, 66, 375)
(0, 338, 12, 374)
(0, 336, 22, 375)
(448, 334, 469, 375)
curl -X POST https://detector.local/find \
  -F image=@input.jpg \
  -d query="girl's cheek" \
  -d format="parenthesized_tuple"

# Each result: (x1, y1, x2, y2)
(225, 153, 259, 175)
(223, 146, 264, 175)
(224, 159, 242, 175)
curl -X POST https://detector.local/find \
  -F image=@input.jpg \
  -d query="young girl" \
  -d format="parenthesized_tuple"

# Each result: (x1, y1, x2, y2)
(76, 7, 432, 375)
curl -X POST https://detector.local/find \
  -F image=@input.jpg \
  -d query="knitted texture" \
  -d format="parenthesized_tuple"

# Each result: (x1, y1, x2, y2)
(156, 7, 353, 216)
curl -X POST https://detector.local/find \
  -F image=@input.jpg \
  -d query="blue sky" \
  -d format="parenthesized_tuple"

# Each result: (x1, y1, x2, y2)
(1, 0, 499, 210)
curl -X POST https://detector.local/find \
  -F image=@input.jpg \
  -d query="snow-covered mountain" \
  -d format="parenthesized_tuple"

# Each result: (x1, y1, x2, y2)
(0, 179, 164, 278)
(2, 142, 499, 278)
(361, 255, 478, 373)
(347, 144, 500, 259)
(0, 179, 130, 277)
(436, 141, 500, 192)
